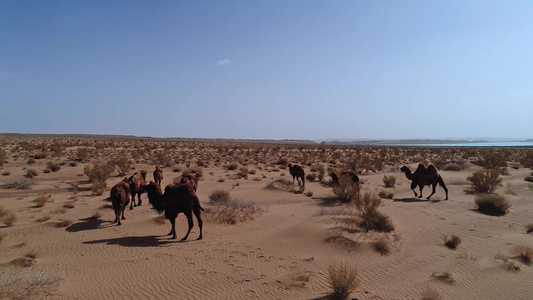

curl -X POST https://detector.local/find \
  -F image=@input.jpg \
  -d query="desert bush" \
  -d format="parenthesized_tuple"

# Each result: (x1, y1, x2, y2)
(520, 150, 533, 169)
(1, 178, 36, 190)
(512, 245, 533, 265)
(525, 223, 533, 233)
(2, 211, 17, 226)
(56, 220, 73, 228)
(305, 190, 313, 197)
(0, 266, 64, 300)
(420, 287, 442, 300)
(76, 147, 89, 162)
(378, 190, 394, 199)
(208, 189, 231, 206)
(91, 180, 107, 196)
(442, 234, 461, 250)
(27, 157, 36, 164)
(332, 176, 360, 203)
(0, 149, 6, 166)
(327, 264, 359, 300)
(35, 215, 50, 223)
(382, 175, 396, 188)
(524, 176, 533, 183)
(33, 195, 50, 208)
(25, 169, 39, 178)
(442, 163, 465, 171)
(109, 156, 131, 176)
(474, 194, 510, 216)
(316, 164, 326, 182)
(2, 171, 11, 176)
(237, 167, 249, 179)
(209, 199, 262, 225)
(372, 238, 391, 256)
(47, 162, 61, 173)
(306, 172, 317, 182)
(84, 163, 113, 183)
(477, 151, 508, 174)
(467, 169, 502, 194)
(356, 192, 394, 232)
(226, 162, 239, 170)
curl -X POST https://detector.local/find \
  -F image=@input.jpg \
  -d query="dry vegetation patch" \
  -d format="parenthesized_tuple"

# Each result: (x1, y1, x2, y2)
(442, 234, 462, 250)
(467, 169, 502, 194)
(0, 266, 64, 300)
(327, 264, 359, 300)
(474, 194, 510, 216)
(419, 287, 442, 300)
(512, 245, 533, 265)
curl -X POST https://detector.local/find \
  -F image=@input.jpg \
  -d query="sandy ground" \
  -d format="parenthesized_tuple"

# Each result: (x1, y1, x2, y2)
(1, 138, 532, 300)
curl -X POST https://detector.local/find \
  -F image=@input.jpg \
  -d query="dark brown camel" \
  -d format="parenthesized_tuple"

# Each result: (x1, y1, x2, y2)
(153, 166, 163, 186)
(400, 164, 448, 200)
(128, 170, 147, 210)
(110, 179, 131, 225)
(330, 171, 360, 185)
(288, 164, 305, 189)
(144, 181, 203, 240)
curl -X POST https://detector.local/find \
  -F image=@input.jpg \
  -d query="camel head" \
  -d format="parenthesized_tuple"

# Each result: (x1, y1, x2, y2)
(140, 170, 147, 179)
(400, 166, 410, 173)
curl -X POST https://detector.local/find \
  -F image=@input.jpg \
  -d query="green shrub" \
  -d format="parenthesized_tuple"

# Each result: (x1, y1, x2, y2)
(475, 194, 510, 216)
(467, 169, 502, 194)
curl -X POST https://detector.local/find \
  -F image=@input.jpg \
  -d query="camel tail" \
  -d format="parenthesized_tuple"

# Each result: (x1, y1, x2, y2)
(199, 204, 205, 211)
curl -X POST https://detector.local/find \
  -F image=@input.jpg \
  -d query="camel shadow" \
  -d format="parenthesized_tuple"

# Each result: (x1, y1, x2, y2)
(66, 217, 110, 232)
(82, 235, 175, 247)
(393, 197, 428, 203)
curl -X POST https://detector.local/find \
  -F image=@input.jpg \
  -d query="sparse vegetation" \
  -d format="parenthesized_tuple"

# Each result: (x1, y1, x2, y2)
(0, 266, 64, 300)
(208, 189, 231, 205)
(33, 195, 50, 208)
(1, 211, 17, 226)
(1, 178, 36, 190)
(84, 163, 113, 195)
(372, 238, 391, 255)
(474, 193, 510, 216)
(327, 264, 359, 300)
(25, 169, 39, 178)
(442, 234, 461, 250)
(382, 175, 396, 188)
(525, 223, 533, 233)
(109, 156, 131, 176)
(512, 245, 533, 265)
(420, 287, 442, 300)
(467, 169, 502, 194)
(355, 192, 394, 232)
(332, 176, 360, 203)
(0, 149, 7, 166)
(208, 199, 262, 225)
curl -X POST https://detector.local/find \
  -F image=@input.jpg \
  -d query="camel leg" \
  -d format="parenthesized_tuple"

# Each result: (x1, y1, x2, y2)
(418, 185, 424, 198)
(130, 194, 135, 210)
(181, 212, 194, 241)
(427, 184, 437, 200)
(114, 207, 119, 224)
(137, 195, 142, 206)
(194, 207, 203, 240)
(121, 205, 126, 220)
(169, 218, 176, 239)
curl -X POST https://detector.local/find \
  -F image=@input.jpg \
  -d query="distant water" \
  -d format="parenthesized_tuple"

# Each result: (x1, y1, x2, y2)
(384, 141, 533, 147)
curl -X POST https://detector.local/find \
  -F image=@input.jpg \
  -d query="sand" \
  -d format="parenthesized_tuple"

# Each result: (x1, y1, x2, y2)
(1, 136, 532, 299)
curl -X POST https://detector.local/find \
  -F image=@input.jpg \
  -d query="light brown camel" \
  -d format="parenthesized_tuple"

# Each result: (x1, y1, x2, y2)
(178, 173, 200, 192)
(330, 171, 359, 185)
(153, 166, 163, 186)
(110, 178, 131, 225)
(128, 170, 147, 210)
(288, 164, 305, 189)
(400, 164, 448, 200)
(144, 181, 203, 240)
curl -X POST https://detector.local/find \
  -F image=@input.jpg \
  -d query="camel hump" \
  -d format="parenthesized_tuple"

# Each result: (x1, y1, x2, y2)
(426, 164, 438, 174)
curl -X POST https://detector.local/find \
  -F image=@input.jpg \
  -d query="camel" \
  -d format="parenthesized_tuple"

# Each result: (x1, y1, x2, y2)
(110, 179, 131, 225)
(178, 173, 201, 192)
(288, 164, 305, 189)
(153, 166, 163, 186)
(330, 171, 359, 185)
(128, 170, 147, 210)
(144, 181, 203, 240)
(400, 164, 449, 200)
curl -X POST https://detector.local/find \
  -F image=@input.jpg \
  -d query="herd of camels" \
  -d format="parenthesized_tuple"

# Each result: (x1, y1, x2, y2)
(110, 163, 448, 240)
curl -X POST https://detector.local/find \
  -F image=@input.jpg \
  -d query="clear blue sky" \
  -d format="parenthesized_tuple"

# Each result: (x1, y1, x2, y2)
(1, 1, 533, 140)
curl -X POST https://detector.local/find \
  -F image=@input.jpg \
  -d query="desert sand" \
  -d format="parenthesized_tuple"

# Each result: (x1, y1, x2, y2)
(1, 135, 532, 300)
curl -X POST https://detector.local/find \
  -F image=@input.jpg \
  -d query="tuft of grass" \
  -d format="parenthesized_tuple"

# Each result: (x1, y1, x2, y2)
(332, 176, 360, 203)
(431, 271, 455, 285)
(378, 190, 394, 199)
(382, 175, 396, 188)
(33, 195, 50, 208)
(467, 169, 502, 194)
(209, 199, 262, 225)
(25, 169, 39, 178)
(2, 211, 17, 227)
(2, 178, 36, 190)
(0, 266, 64, 300)
(55, 220, 73, 228)
(442, 163, 465, 171)
(512, 245, 533, 265)
(372, 238, 391, 256)
(91, 180, 107, 196)
(525, 223, 533, 234)
(420, 287, 443, 300)
(442, 234, 462, 250)
(356, 192, 394, 232)
(208, 189, 231, 206)
(474, 194, 510, 216)
(327, 264, 359, 300)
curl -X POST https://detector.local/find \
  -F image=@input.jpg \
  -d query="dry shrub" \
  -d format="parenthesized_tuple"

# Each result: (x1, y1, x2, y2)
(524, 176, 533, 183)
(525, 223, 533, 234)
(442, 163, 465, 171)
(332, 176, 360, 203)
(467, 169, 502, 194)
(84, 163, 113, 183)
(209, 199, 262, 225)
(264, 178, 293, 191)
(226, 162, 239, 170)
(305, 190, 313, 197)
(431, 271, 455, 285)
(356, 192, 394, 232)
(35, 216, 50, 223)
(378, 190, 394, 199)
(0, 266, 64, 300)
(0, 149, 7, 166)
(382, 175, 396, 188)
(512, 245, 533, 265)
(1, 171, 10, 176)
(208, 189, 231, 206)
(33, 195, 50, 208)
(442, 234, 461, 250)
(108, 156, 131, 176)
(327, 264, 359, 300)
(91, 180, 107, 196)
(25, 169, 39, 178)
(372, 238, 390, 256)
(477, 151, 508, 174)
(55, 220, 73, 228)
(474, 194, 510, 216)
(2, 178, 36, 190)
(237, 167, 248, 179)
(2, 211, 17, 227)
(420, 287, 442, 300)
(46, 162, 61, 173)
